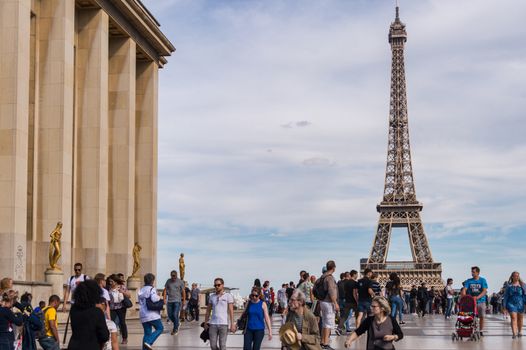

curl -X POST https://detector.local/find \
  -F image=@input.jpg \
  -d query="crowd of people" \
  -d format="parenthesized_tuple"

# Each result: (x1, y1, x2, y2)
(1, 262, 525, 350)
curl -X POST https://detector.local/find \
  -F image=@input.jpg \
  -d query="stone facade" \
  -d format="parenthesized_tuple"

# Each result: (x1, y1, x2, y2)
(0, 0, 174, 282)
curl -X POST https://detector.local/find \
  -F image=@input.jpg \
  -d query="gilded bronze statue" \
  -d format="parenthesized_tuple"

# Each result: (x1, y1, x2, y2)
(179, 253, 185, 280)
(132, 242, 142, 276)
(48, 222, 62, 270)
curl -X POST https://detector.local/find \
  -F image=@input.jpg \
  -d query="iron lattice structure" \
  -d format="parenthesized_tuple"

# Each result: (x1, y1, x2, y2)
(361, 7, 443, 289)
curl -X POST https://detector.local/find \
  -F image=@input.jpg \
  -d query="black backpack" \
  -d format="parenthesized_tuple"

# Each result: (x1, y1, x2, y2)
(312, 276, 328, 300)
(32, 307, 48, 339)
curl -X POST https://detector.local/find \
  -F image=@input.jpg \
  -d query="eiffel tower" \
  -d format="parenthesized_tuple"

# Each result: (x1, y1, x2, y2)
(361, 5, 443, 288)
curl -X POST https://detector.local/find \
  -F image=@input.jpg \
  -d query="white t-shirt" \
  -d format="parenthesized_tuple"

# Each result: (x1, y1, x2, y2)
(446, 285, 454, 299)
(209, 292, 234, 325)
(101, 288, 111, 302)
(103, 319, 117, 350)
(67, 274, 88, 303)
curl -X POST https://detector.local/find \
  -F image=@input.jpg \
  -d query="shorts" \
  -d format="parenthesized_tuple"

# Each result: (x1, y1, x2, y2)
(358, 300, 371, 313)
(320, 301, 336, 329)
(477, 303, 486, 318)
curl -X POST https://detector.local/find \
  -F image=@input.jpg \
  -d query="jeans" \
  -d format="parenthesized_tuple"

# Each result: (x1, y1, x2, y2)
(209, 324, 228, 350)
(142, 319, 164, 349)
(189, 302, 200, 321)
(445, 298, 453, 318)
(339, 303, 355, 331)
(38, 337, 60, 350)
(111, 307, 128, 339)
(390, 295, 404, 322)
(243, 329, 264, 350)
(167, 301, 182, 331)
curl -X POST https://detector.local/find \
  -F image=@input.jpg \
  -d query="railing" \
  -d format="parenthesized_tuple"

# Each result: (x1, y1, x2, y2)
(360, 261, 442, 271)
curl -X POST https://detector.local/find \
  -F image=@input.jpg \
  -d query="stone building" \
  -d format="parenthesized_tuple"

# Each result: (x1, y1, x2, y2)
(0, 0, 174, 287)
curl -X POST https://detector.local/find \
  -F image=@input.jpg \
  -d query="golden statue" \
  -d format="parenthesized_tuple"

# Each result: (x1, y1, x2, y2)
(132, 242, 142, 276)
(179, 253, 185, 280)
(48, 222, 62, 270)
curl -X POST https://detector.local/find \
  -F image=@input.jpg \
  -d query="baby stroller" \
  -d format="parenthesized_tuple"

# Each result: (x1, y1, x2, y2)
(451, 295, 480, 341)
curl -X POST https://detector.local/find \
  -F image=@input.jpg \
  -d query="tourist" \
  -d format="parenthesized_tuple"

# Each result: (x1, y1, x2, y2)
(19, 292, 38, 350)
(189, 283, 201, 322)
(319, 260, 339, 349)
(503, 271, 525, 339)
(204, 277, 236, 350)
(96, 297, 119, 350)
(356, 268, 374, 326)
(108, 274, 131, 344)
(269, 287, 275, 316)
(38, 295, 61, 350)
(139, 273, 164, 350)
(0, 278, 13, 296)
(62, 262, 89, 311)
(298, 272, 314, 309)
(344, 296, 403, 349)
(277, 284, 288, 313)
(242, 287, 272, 350)
(337, 272, 347, 333)
(444, 278, 455, 319)
(340, 270, 359, 333)
(181, 281, 191, 323)
(262, 281, 271, 313)
(416, 282, 428, 317)
(67, 281, 110, 350)
(385, 272, 405, 325)
(286, 282, 295, 301)
(409, 285, 417, 314)
(461, 266, 488, 335)
(298, 271, 307, 287)
(163, 270, 185, 335)
(370, 273, 382, 296)
(427, 287, 435, 314)
(94, 273, 111, 319)
(0, 291, 23, 350)
(282, 289, 321, 350)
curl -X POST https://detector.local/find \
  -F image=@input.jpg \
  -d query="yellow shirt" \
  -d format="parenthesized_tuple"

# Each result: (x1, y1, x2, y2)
(44, 307, 57, 337)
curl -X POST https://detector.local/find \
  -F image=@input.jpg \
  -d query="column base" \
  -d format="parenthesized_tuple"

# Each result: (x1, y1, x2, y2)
(44, 268, 65, 297)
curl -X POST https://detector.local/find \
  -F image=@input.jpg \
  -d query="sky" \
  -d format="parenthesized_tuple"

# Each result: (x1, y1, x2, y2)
(141, 0, 526, 294)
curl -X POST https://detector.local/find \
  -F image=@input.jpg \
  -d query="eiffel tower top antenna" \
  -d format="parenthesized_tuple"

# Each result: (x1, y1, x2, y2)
(395, 0, 400, 20)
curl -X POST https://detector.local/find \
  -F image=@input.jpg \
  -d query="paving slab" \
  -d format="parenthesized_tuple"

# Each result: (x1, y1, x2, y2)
(60, 313, 526, 349)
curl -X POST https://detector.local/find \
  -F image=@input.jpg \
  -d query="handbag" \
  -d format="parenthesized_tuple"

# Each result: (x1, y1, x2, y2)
(146, 287, 164, 311)
(236, 304, 250, 331)
(122, 297, 133, 309)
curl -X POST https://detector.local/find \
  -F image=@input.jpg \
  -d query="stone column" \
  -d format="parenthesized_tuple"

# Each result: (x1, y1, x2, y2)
(33, 0, 75, 281)
(107, 37, 136, 275)
(135, 61, 158, 277)
(0, 0, 31, 280)
(74, 9, 109, 276)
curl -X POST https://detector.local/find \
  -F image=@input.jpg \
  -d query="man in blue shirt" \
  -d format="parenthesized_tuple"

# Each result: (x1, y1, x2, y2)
(462, 266, 488, 335)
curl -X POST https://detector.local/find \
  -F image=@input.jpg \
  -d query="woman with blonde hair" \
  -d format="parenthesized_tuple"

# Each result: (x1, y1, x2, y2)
(503, 271, 525, 339)
(345, 296, 403, 349)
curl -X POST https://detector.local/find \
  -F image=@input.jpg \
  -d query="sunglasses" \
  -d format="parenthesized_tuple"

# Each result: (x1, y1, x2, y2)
(74, 269, 81, 272)
(250, 294, 259, 298)
(214, 284, 222, 287)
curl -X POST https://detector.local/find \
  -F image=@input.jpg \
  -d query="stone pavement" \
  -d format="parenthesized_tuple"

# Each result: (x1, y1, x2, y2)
(60, 313, 526, 349)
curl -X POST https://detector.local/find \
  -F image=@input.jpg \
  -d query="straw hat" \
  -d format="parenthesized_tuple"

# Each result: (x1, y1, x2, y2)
(279, 322, 301, 350)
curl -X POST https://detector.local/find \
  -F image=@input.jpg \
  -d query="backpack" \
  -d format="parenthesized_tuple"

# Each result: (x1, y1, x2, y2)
(69, 274, 87, 287)
(145, 287, 164, 311)
(32, 307, 48, 339)
(312, 275, 328, 300)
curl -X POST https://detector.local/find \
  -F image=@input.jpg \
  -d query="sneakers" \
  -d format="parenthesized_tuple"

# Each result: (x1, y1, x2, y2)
(143, 342, 153, 350)
(399, 321, 406, 325)
(170, 328, 179, 336)
(334, 328, 342, 336)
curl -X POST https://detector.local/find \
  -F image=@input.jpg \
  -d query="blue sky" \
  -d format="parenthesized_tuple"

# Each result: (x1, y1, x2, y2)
(142, 0, 526, 294)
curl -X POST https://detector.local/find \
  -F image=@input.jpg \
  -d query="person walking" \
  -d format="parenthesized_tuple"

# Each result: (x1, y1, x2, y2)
(67, 281, 110, 350)
(189, 283, 201, 322)
(38, 295, 61, 350)
(163, 270, 185, 335)
(503, 271, 525, 339)
(344, 296, 403, 349)
(385, 273, 405, 325)
(298, 272, 314, 309)
(108, 274, 131, 344)
(204, 277, 236, 350)
(277, 284, 288, 314)
(138, 273, 164, 350)
(340, 270, 359, 333)
(242, 287, 272, 350)
(0, 291, 23, 350)
(356, 268, 375, 326)
(416, 283, 428, 317)
(318, 260, 339, 349)
(444, 278, 455, 319)
(461, 266, 488, 335)
(281, 289, 322, 350)
(62, 263, 89, 311)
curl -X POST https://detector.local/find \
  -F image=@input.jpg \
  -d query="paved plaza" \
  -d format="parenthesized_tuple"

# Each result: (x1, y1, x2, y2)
(58, 313, 526, 350)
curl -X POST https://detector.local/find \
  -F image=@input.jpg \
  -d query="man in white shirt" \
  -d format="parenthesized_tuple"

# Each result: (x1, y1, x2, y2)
(62, 262, 89, 311)
(204, 278, 235, 350)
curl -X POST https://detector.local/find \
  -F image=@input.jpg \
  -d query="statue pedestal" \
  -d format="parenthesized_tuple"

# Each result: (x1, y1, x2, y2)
(127, 276, 141, 290)
(126, 276, 142, 318)
(45, 268, 64, 297)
